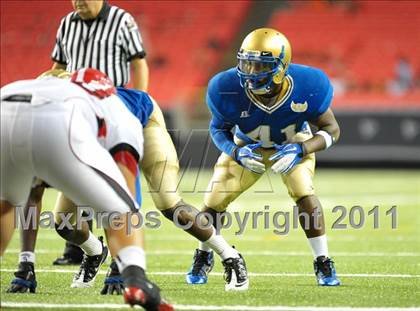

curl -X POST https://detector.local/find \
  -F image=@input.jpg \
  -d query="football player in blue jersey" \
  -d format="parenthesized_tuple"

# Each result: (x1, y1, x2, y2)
(186, 28, 341, 287)
(105, 87, 247, 293)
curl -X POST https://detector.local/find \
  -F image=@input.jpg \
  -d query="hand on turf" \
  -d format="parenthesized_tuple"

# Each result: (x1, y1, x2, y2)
(100, 260, 124, 295)
(269, 143, 303, 174)
(235, 142, 265, 174)
(7, 279, 36, 293)
(6, 262, 37, 293)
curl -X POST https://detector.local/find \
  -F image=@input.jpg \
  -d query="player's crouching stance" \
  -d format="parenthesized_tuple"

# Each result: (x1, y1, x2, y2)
(52, 79, 248, 293)
(58, 84, 249, 293)
(0, 69, 174, 310)
(117, 86, 249, 292)
(6, 69, 248, 295)
(187, 28, 341, 287)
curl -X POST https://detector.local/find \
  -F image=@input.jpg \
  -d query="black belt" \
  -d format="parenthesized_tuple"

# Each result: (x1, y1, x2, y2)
(2, 94, 32, 103)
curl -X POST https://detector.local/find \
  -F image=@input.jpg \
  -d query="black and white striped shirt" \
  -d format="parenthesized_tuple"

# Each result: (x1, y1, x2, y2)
(51, 2, 145, 87)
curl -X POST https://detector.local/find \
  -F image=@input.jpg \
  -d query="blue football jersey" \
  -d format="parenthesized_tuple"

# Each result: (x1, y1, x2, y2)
(116, 87, 154, 128)
(207, 63, 333, 156)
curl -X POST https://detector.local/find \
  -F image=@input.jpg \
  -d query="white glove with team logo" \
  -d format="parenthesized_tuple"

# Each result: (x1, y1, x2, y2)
(269, 143, 303, 174)
(234, 142, 266, 174)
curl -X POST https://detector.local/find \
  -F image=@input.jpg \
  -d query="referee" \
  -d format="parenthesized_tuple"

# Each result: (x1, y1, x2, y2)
(52, 0, 149, 265)
(52, 0, 149, 91)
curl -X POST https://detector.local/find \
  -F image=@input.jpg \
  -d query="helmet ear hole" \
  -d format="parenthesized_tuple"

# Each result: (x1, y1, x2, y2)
(272, 73, 283, 84)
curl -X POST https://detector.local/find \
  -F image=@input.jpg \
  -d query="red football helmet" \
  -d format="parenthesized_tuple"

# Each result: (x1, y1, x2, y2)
(71, 68, 116, 99)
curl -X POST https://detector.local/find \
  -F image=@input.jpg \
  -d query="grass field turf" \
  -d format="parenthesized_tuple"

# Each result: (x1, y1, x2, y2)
(1, 169, 419, 310)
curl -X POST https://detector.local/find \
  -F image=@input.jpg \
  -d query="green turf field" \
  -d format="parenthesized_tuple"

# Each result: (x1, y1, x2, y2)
(1, 169, 419, 310)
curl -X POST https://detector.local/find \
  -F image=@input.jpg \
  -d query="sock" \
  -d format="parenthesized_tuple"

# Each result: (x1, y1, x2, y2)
(79, 232, 102, 256)
(19, 251, 35, 264)
(204, 230, 239, 260)
(115, 246, 146, 273)
(308, 234, 329, 259)
(198, 241, 211, 252)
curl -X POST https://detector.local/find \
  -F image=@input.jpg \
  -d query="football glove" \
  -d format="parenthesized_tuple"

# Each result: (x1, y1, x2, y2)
(234, 142, 265, 174)
(269, 143, 303, 174)
(7, 262, 37, 293)
(100, 260, 124, 295)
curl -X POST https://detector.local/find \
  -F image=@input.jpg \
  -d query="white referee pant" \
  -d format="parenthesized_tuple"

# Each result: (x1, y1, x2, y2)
(0, 98, 137, 219)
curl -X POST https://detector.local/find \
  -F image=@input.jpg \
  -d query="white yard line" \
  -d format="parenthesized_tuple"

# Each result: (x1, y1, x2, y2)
(1, 302, 419, 311)
(1, 268, 419, 278)
(5, 249, 420, 257)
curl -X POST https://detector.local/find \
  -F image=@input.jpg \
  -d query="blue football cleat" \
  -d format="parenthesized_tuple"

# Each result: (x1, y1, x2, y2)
(314, 256, 341, 286)
(186, 249, 214, 284)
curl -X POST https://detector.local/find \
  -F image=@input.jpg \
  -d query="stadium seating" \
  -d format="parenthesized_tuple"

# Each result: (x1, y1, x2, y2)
(0, 1, 251, 109)
(268, 1, 420, 109)
(3, 1, 419, 110)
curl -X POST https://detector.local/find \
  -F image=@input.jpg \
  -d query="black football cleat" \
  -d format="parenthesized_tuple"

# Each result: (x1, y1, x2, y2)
(101, 259, 124, 295)
(122, 265, 174, 311)
(7, 262, 37, 293)
(222, 253, 249, 291)
(314, 256, 341, 286)
(53, 242, 84, 265)
(52, 255, 82, 265)
(71, 237, 108, 288)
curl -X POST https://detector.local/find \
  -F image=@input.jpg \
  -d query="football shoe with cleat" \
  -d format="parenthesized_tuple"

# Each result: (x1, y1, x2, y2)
(314, 256, 341, 286)
(222, 253, 249, 291)
(71, 237, 108, 288)
(186, 249, 214, 284)
(122, 265, 174, 311)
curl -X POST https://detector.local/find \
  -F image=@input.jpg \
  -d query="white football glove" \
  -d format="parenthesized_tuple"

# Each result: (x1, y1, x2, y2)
(269, 143, 304, 174)
(235, 142, 266, 174)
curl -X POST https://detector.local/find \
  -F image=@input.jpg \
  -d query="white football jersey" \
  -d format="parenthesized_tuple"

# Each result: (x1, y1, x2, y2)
(0, 77, 144, 159)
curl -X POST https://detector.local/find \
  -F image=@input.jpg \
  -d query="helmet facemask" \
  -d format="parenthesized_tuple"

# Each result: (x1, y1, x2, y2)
(237, 46, 287, 95)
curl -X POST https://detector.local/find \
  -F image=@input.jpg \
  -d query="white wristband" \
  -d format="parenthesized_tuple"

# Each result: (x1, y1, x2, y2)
(316, 130, 334, 149)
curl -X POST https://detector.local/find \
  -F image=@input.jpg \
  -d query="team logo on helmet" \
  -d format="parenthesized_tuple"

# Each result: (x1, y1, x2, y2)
(236, 28, 292, 95)
(71, 68, 116, 99)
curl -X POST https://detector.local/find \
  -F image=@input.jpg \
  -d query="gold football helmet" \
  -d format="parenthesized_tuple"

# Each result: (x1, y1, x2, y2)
(37, 69, 72, 79)
(237, 28, 292, 94)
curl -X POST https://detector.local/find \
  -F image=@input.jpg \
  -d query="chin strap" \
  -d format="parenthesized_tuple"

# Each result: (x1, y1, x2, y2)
(251, 87, 271, 95)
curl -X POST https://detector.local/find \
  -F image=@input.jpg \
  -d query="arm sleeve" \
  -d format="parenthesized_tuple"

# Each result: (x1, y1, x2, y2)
(121, 12, 146, 61)
(207, 93, 237, 158)
(209, 116, 237, 158)
(51, 17, 68, 65)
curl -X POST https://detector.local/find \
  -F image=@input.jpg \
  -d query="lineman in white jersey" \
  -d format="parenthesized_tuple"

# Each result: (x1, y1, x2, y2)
(0, 69, 173, 310)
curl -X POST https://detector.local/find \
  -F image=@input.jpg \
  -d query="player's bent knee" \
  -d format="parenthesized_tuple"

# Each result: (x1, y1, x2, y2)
(291, 190, 315, 203)
(55, 222, 77, 243)
(284, 173, 315, 202)
(203, 193, 232, 213)
(161, 200, 213, 240)
(55, 219, 89, 245)
(161, 200, 201, 225)
(143, 161, 182, 211)
(296, 195, 313, 205)
(203, 202, 229, 214)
